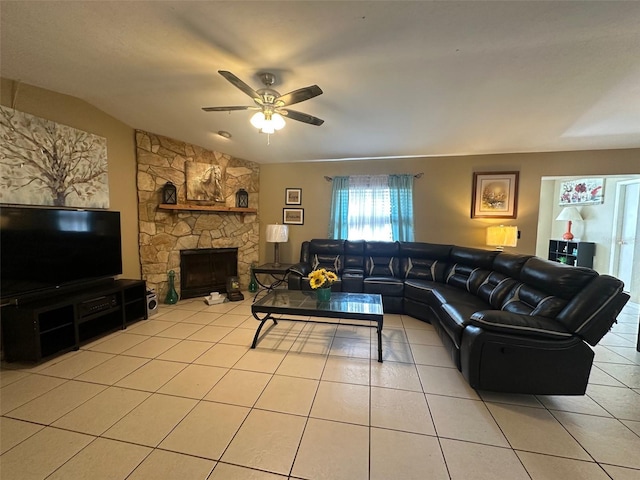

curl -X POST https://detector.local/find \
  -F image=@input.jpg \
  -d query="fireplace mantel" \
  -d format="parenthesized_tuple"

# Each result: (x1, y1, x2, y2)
(158, 204, 257, 214)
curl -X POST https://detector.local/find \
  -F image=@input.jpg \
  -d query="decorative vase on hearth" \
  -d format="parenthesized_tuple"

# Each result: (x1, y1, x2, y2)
(248, 263, 258, 293)
(165, 270, 179, 304)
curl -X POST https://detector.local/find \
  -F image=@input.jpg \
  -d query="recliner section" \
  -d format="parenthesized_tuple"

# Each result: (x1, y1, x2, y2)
(287, 239, 629, 395)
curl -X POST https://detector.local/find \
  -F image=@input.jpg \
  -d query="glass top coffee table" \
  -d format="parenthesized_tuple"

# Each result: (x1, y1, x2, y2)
(251, 290, 385, 362)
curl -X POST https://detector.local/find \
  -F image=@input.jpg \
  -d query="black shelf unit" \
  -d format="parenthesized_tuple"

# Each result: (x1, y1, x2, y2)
(1, 279, 147, 362)
(548, 240, 596, 268)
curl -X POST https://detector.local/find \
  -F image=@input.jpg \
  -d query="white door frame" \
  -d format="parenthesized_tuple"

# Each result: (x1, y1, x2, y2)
(609, 179, 640, 298)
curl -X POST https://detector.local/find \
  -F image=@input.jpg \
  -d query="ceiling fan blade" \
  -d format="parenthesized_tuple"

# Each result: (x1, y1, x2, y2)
(201, 106, 253, 112)
(218, 70, 261, 101)
(276, 85, 323, 107)
(281, 109, 324, 126)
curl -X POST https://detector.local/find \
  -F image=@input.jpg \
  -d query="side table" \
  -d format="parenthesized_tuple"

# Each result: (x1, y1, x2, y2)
(251, 263, 293, 301)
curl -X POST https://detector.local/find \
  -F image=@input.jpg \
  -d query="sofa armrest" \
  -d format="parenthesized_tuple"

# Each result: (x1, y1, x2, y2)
(469, 310, 573, 340)
(289, 262, 312, 278)
(287, 262, 311, 290)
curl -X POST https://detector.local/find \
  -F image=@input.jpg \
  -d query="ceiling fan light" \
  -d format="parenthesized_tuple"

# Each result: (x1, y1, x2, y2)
(250, 111, 265, 129)
(271, 113, 286, 130)
(261, 122, 275, 134)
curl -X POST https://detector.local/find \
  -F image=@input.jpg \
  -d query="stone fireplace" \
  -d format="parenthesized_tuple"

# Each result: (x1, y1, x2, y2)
(135, 131, 259, 300)
(180, 247, 238, 298)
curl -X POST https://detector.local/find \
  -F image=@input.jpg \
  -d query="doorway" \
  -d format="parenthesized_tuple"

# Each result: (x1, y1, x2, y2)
(610, 180, 639, 296)
(537, 175, 640, 303)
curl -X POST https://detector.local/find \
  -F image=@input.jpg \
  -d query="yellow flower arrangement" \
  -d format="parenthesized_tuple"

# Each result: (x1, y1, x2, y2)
(308, 268, 338, 289)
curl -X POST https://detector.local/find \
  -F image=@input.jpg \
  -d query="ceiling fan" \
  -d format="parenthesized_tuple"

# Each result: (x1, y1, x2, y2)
(202, 70, 324, 134)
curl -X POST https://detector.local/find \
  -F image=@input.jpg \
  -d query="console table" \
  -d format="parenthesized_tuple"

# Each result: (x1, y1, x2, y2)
(1, 279, 147, 362)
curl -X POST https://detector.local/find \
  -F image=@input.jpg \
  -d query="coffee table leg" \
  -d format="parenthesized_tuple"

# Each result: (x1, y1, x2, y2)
(377, 320, 383, 362)
(251, 313, 278, 348)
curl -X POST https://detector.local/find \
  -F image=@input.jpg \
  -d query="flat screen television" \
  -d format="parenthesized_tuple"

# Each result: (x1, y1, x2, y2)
(1, 206, 122, 304)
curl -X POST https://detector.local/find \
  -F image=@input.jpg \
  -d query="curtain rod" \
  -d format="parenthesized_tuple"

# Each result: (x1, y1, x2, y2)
(324, 173, 423, 182)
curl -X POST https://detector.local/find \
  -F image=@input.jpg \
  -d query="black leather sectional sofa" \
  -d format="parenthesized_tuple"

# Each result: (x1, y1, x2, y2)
(288, 239, 629, 395)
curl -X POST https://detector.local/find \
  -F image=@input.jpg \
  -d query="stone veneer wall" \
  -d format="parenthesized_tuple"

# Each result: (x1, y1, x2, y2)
(135, 130, 259, 300)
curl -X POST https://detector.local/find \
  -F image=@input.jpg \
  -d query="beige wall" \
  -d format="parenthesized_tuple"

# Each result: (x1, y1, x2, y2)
(0, 78, 141, 279)
(259, 150, 640, 265)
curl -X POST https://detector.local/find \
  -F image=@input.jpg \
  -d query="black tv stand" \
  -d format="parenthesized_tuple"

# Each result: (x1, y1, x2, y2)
(1, 279, 147, 362)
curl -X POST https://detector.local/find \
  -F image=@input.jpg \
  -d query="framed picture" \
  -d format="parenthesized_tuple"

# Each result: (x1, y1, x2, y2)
(559, 178, 604, 205)
(285, 188, 302, 205)
(471, 171, 519, 219)
(185, 162, 224, 202)
(283, 208, 304, 225)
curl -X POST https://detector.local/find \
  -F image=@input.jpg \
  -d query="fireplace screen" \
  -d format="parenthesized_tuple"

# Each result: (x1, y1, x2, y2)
(180, 248, 238, 299)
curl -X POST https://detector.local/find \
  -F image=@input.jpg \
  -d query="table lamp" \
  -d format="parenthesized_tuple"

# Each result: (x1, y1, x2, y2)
(265, 224, 289, 267)
(486, 225, 518, 251)
(556, 207, 582, 240)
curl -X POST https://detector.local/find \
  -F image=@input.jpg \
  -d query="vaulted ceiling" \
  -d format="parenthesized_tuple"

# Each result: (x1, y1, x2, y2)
(1, 1, 639, 164)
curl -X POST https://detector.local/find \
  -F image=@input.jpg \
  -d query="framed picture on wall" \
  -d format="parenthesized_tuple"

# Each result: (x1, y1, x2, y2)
(285, 188, 302, 205)
(283, 208, 304, 225)
(559, 178, 604, 205)
(471, 171, 519, 218)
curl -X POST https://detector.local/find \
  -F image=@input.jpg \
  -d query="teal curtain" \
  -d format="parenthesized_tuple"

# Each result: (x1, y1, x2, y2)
(389, 174, 415, 241)
(328, 176, 349, 239)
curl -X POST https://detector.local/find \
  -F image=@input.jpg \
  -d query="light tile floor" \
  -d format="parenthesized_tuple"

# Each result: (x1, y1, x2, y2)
(1, 294, 638, 480)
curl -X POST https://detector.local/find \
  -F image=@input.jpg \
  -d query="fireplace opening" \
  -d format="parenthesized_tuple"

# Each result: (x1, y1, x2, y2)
(180, 247, 238, 299)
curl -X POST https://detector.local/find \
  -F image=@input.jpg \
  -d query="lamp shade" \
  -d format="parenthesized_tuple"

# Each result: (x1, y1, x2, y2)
(265, 224, 289, 243)
(556, 206, 583, 222)
(486, 225, 518, 249)
(556, 206, 582, 240)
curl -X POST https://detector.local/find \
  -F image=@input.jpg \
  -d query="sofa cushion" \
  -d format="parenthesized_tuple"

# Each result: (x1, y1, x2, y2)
(342, 271, 364, 293)
(431, 284, 491, 309)
(439, 302, 489, 348)
(444, 264, 492, 294)
(404, 282, 455, 307)
(501, 284, 567, 318)
(401, 256, 447, 282)
(364, 276, 404, 296)
(364, 241, 400, 257)
(469, 310, 573, 340)
(492, 252, 532, 278)
(403, 279, 439, 303)
(366, 256, 400, 277)
(344, 240, 365, 271)
(364, 241, 400, 277)
(520, 257, 598, 299)
(400, 242, 452, 282)
(476, 272, 519, 309)
(312, 253, 342, 273)
(450, 246, 499, 270)
(308, 239, 345, 274)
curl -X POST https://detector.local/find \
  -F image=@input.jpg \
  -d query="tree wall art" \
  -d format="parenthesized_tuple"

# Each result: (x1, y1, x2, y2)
(0, 106, 109, 208)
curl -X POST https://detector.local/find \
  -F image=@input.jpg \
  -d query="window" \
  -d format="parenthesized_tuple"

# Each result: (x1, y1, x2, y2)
(329, 174, 415, 241)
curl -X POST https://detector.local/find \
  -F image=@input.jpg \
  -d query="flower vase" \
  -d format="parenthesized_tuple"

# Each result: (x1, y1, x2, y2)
(165, 270, 179, 304)
(316, 286, 331, 302)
